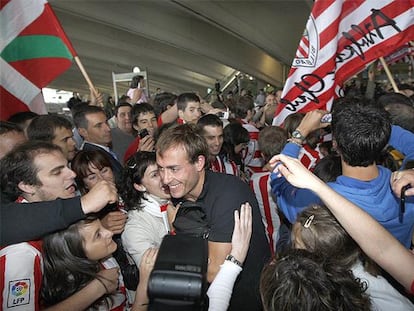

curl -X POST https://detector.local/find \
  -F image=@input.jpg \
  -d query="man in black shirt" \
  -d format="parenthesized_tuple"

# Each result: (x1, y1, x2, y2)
(156, 124, 270, 311)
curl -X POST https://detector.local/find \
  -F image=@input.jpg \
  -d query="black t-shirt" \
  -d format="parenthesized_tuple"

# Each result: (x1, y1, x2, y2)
(195, 170, 270, 311)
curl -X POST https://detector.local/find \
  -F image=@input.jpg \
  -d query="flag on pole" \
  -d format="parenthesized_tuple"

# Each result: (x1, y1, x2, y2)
(0, 0, 77, 120)
(273, 0, 414, 126)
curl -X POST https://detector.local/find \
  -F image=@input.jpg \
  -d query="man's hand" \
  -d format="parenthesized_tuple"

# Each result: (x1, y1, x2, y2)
(138, 135, 154, 152)
(101, 211, 127, 234)
(90, 88, 104, 107)
(270, 153, 324, 192)
(80, 180, 118, 214)
(391, 169, 414, 198)
(296, 110, 330, 138)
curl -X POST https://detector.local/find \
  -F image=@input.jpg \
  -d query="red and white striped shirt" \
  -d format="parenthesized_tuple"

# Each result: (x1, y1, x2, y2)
(298, 144, 321, 171)
(99, 257, 129, 311)
(1, 241, 43, 311)
(249, 170, 280, 255)
(240, 120, 264, 177)
(210, 155, 239, 177)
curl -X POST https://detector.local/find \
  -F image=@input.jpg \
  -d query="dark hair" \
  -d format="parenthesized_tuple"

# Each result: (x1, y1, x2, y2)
(177, 92, 200, 111)
(0, 141, 62, 198)
(0, 121, 24, 135)
(114, 102, 132, 118)
(222, 122, 249, 164)
(233, 96, 254, 119)
(258, 126, 288, 163)
(27, 115, 73, 142)
(313, 155, 342, 183)
(156, 124, 209, 167)
(295, 205, 361, 269)
(73, 105, 106, 129)
(131, 102, 156, 136)
(41, 217, 112, 308)
(7, 111, 39, 128)
(260, 249, 371, 311)
(120, 151, 157, 211)
(383, 101, 414, 133)
(283, 112, 304, 136)
(331, 99, 390, 166)
(153, 92, 177, 117)
(130, 75, 144, 88)
(197, 114, 223, 130)
(71, 150, 113, 194)
(377, 92, 413, 108)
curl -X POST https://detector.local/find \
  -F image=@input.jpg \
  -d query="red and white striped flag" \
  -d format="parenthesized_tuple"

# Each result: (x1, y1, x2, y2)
(273, 0, 414, 126)
(0, 0, 77, 120)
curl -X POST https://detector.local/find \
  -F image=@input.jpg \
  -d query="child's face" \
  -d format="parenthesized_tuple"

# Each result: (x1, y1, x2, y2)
(79, 219, 117, 261)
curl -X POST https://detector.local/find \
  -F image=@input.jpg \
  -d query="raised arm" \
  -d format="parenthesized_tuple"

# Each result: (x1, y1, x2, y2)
(1, 180, 117, 246)
(207, 203, 252, 311)
(272, 153, 414, 291)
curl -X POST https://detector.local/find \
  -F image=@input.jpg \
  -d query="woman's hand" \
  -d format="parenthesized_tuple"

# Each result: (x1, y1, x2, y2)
(230, 203, 252, 264)
(269, 154, 323, 192)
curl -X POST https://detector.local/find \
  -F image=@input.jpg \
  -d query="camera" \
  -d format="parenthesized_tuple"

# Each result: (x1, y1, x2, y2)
(139, 128, 149, 138)
(148, 235, 208, 310)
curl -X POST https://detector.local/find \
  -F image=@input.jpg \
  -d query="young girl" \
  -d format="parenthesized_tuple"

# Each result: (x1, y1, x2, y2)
(120, 151, 172, 267)
(41, 216, 157, 310)
(292, 204, 414, 311)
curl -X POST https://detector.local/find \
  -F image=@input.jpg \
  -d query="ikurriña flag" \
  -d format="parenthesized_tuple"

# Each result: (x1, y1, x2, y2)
(0, 0, 77, 120)
(273, 0, 414, 126)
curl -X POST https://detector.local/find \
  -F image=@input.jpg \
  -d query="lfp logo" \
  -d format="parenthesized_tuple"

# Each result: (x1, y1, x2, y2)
(12, 281, 29, 296)
(7, 279, 31, 307)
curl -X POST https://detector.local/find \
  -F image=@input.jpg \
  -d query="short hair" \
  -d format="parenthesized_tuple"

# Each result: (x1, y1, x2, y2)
(7, 111, 39, 128)
(260, 249, 370, 311)
(233, 96, 254, 118)
(0, 141, 62, 198)
(131, 102, 155, 124)
(177, 93, 200, 111)
(152, 92, 177, 116)
(258, 126, 288, 163)
(331, 99, 390, 167)
(0, 121, 24, 135)
(120, 151, 157, 211)
(114, 102, 132, 118)
(156, 124, 209, 166)
(27, 115, 73, 142)
(71, 149, 112, 194)
(197, 114, 223, 130)
(73, 106, 106, 129)
(313, 155, 342, 183)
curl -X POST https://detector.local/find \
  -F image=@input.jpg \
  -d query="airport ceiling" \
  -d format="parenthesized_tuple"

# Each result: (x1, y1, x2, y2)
(48, 0, 313, 98)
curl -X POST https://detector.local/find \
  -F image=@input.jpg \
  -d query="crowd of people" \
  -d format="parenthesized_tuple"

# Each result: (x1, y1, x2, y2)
(1, 75, 414, 310)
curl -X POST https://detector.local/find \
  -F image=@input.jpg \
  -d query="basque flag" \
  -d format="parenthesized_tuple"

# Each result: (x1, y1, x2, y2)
(273, 0, 414, 126)
(0, 0, 77, 120)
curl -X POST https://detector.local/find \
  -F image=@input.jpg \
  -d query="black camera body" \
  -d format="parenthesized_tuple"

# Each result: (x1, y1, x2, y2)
(148, 235, 208, 311)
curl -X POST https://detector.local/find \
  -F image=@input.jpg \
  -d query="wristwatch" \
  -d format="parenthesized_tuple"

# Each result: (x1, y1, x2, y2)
(225, 254, 243, 268)
(291, 129, 306, 141)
